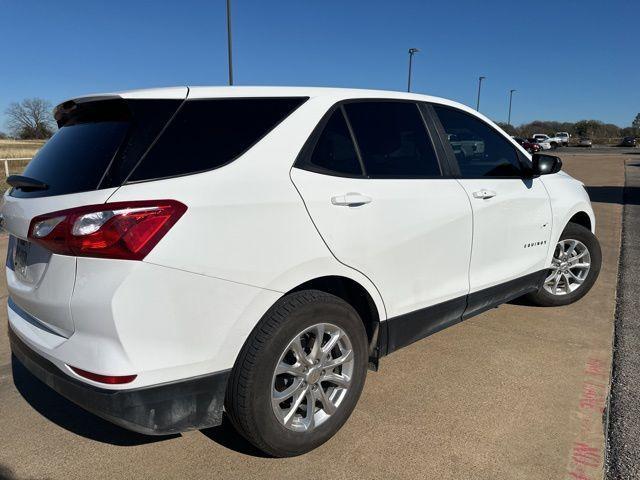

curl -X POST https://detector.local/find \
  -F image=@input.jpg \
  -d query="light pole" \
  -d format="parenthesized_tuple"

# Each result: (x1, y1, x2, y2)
(226, 0, 233, 85)
(407, 48, 419, 92)
(476, 76, 485, 111)
(508, 89, 516, 126)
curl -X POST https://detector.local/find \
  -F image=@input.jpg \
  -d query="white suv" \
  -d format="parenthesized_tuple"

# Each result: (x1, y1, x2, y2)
(3, 87, 601, 457)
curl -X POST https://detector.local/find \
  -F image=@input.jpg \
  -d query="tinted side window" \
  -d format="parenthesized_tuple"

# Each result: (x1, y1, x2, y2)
(433, 105, 523, 177)
(344, 102, 441, 178)
(128, 97, 307, 182)
(307, 109, 362, 176)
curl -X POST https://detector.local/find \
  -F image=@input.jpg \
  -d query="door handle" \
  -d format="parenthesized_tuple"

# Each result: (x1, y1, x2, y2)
(331, 192, 372, 207)
(472, 189, 497, 199)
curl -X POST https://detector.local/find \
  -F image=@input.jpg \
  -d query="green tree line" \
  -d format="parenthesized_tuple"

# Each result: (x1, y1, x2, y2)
(497, 114, 640, 141)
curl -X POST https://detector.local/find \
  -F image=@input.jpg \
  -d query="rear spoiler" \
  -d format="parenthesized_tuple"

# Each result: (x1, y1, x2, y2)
(53, 95, 122, 127)
(54, 87, 189, 127)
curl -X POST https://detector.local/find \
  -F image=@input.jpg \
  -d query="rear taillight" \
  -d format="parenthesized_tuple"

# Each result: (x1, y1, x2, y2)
(28, 200, 187, 260)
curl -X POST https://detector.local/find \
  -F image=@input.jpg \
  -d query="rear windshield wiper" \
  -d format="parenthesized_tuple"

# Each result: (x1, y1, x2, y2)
(6, 175, 49, 191)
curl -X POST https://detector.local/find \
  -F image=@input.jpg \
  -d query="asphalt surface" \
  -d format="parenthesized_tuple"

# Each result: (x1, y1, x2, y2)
(0, 153, 627, 480)
(606, 158, 640, 479)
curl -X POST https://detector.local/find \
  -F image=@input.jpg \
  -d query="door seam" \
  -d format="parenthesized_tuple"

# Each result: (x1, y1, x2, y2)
(288, 167, 389, 320)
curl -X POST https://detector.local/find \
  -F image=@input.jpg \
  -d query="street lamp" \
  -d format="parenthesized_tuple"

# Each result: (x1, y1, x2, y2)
(407, 48, 420, 92)
(476, 76, 486, 111)
(226, 0, 233, 85)
(508, 89, 517, 126)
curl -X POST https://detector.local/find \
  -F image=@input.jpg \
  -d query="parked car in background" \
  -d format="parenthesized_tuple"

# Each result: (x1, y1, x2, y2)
(533, 133, 563, 148)
(447, 132, 485, 159)
(555, 132, 570, 146)
(530, 137, 552, 150)
(578, 137, 593, 148)
(512, 136, 541, 154)
(3, 86, 602, 457)
(619, 136, 637, 147)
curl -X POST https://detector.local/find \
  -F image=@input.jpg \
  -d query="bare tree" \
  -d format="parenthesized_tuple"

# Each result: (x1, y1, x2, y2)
(5, 98, 56, 139)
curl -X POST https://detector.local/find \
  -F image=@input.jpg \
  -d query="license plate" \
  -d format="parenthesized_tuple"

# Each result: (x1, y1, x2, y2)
(14, 239, 31, 279)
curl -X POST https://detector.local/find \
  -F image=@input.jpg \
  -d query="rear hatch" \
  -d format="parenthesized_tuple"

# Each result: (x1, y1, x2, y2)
(2, 89, 187, 336)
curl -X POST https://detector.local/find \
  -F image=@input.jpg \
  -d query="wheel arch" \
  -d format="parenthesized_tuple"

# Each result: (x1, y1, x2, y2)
(544, 204, 596, 269)
(287, 275, 384, 369)
(568, 211, 592, 232)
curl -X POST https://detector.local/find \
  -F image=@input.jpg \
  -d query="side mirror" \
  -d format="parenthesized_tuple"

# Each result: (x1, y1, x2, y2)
(531, 153, 562, 175)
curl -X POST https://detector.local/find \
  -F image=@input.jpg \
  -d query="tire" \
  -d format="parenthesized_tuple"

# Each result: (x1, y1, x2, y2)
(525, 222, 601, 306)
(225, 290, 369, 457)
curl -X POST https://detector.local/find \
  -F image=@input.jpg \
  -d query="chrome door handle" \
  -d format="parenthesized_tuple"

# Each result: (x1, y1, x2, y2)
(331, 192, 372, 207)
(472, 189, 497, 199)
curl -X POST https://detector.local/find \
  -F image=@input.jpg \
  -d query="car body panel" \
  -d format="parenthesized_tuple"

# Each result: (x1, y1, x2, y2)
(539, 172, 595, 266)
(290, 168, 473, 318)
(455, 177, 552, 292)
(2, 188, 118, 336)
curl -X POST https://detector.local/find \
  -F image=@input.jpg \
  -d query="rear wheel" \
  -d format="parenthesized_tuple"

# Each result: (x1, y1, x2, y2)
(225, 290, 368, 457)
(526, 222, 601, 306)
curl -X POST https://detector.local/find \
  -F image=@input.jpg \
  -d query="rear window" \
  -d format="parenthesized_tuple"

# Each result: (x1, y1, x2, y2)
(13, 122, 127, 198)
(127, 97, 308, 182)
(11, 99, 181, 198)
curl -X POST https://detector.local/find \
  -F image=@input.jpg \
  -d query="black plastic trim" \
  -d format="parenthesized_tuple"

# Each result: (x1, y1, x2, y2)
(464, 270, 546, 320)
(381, 269, 546, 356)
(385, 296, 466, 354)
(9, 327, 230, 435)
(419, 103, 461, 177)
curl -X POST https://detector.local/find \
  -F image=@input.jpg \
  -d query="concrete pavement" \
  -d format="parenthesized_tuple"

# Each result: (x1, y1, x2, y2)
(0, 152, 627, 480)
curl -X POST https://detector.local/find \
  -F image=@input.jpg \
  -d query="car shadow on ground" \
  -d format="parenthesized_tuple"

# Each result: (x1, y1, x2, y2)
(0, 463, 21, 480)
(200, 416, 270, 457)
(11, 356, 179, 447)
(585, 186, 640, 206)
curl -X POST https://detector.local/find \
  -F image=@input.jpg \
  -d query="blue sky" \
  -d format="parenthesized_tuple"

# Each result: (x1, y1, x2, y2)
(1, 0, 637, 128)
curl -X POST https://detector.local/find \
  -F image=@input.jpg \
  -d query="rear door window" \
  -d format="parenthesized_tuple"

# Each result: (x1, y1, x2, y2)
(343, 101, 441, 178)
(127, 97, 308, 182)
(305, 108, 363, 176)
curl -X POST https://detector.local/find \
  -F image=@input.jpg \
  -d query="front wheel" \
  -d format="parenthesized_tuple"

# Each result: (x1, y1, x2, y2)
(526, 222, 601, 306)
(225, 290, 369, 457)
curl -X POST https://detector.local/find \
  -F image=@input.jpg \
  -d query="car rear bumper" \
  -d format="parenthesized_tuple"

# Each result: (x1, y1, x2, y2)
(9, 326, 230, 435)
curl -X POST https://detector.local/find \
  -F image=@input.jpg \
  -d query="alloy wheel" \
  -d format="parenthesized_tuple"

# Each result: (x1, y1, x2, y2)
(271, 323, 354, 432)
(543, 239, 591, 295)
